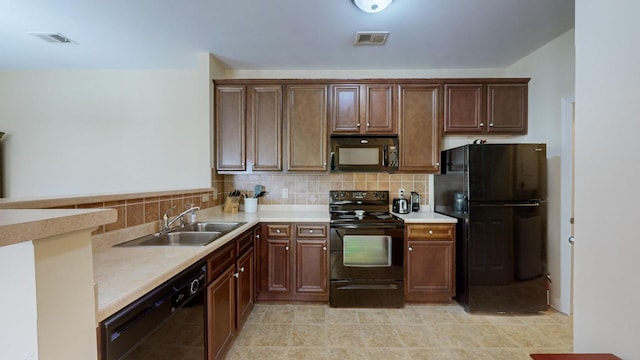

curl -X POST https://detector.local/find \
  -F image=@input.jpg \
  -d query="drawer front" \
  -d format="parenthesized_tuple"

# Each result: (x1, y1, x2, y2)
(236, 230, 254, 255)
(207, 241, 235, 283)
(266, 224, 291, 238)
(296, 224, 327, 238)
(406, 224, 454, 240)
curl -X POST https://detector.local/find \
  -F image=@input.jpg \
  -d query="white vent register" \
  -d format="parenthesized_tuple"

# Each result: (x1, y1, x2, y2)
(354, 31, 389, 45)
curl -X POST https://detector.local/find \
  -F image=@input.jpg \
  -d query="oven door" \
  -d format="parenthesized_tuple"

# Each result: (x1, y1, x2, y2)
(329, 225, 404, 308)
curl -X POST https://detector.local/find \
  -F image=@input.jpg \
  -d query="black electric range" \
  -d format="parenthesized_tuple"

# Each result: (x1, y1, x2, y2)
(329, 190, 405, 308)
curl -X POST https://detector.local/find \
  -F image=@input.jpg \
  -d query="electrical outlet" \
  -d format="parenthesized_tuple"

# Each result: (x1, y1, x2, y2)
(399, 189, 405, 198)
(201, 193, 209, 202)
(282, 188, 289, 199)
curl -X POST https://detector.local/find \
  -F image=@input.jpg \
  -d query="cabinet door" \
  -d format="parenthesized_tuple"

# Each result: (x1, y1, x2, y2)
(443, 84, 484, 134)
(247, 85, 282, 171)
(486, 83, 528, 134)
(330, 84, 361, 133)
(236, 248, 254, 331)
(398, 84, 440, 172)
(207, 264, 236, 360)
(215, 85, 246, 171)
(364, 84, 395, 134)
(406, 240, 454, 301)
(286, 84, 328, 171)
(261, 238, 291, 296)
(294, 238, 328, 301)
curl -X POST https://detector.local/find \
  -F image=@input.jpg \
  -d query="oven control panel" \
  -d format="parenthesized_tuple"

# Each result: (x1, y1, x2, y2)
(330, 190, 389, 202)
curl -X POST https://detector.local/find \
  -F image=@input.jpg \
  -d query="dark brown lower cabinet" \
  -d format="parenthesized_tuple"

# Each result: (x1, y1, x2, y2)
(405, 224, 456, 303)
(206, 226, 258, 360)
(258, 223, 329, 302)
(207, 264, 236, 360)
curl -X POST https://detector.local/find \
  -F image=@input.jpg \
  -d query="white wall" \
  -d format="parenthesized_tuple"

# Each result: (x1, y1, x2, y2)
(506, 30, 576, 313)
(574, 1, 640, 357)
(0, 67, 211, 198)
(0, 242, 38, 360)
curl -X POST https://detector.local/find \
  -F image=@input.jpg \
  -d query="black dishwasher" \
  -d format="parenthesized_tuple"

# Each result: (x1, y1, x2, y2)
(100, 261, 206, 360)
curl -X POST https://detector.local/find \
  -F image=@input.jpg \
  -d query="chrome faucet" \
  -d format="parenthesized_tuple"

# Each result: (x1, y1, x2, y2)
(162, 204, 200, 232)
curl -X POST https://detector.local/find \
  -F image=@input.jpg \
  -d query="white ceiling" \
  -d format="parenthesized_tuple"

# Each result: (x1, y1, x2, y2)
(0, 0, 574, 70)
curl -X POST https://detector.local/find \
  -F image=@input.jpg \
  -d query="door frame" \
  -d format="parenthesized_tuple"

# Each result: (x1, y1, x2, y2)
(559, 94, 575, 315)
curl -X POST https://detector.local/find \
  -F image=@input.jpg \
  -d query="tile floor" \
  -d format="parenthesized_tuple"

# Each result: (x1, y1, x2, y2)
(226, 303, 573, 360)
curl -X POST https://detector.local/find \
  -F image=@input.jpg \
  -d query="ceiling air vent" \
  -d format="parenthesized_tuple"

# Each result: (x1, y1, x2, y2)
(354, 31, 389, 45)
(29, 32, 77, 44)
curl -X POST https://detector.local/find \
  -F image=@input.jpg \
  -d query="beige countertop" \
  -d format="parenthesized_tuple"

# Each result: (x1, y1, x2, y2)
(0, 208, 117, 247)
(392, 211, 458, 224)
(93, 205, 457, 322)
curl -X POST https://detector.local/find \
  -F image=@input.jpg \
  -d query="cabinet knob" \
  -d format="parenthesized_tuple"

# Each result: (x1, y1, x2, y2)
(479, 123, 484, 127)
(366, 123, 370, 127)
(408, 246, 413, 252)
(233, 272, 239, 279)
(323, 246, 327, 251)
(251, 162, 255, 166)
(429, 230, 433, 234)
(357, 123, 361, 127)
(285, 246, 289, 251)
(240, 266, 245, 272)
(256, 234, 260, 239)
(489, 123, 494, 127)
(309, 229, 313, 234)
(276, 229, 281, 234)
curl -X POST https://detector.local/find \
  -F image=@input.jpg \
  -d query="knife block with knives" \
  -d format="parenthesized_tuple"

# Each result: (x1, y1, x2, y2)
(223, 190, 241, 213)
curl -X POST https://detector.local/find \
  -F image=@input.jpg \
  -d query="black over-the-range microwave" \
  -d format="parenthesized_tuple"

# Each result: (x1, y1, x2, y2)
(330, 135, 399, 173)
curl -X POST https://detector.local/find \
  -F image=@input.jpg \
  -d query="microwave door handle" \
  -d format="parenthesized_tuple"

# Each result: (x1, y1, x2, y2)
(382, 145, 388, 167)
(330, 151, 335, 170)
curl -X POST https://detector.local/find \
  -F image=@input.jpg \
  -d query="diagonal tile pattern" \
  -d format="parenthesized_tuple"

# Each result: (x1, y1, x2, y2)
(226, 303, 573, 360)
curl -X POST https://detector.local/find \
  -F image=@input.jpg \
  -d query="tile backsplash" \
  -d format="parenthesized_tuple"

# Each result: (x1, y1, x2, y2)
(224, 173, 430, 206)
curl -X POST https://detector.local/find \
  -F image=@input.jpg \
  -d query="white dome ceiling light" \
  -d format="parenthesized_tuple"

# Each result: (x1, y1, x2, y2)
(352, 0, 393, 13)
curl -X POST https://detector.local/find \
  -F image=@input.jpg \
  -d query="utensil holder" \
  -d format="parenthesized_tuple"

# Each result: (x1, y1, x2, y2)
(244, 198, 258, 213)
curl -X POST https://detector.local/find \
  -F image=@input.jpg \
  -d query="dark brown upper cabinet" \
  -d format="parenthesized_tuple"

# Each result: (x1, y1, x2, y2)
(443, 80, 529, 135)
(330, 84, 395, 134)
(215, 84, 282, 173)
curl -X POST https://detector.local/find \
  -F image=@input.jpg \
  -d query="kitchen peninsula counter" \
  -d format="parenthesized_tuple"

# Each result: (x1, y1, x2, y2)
(94, 205, 329, 322)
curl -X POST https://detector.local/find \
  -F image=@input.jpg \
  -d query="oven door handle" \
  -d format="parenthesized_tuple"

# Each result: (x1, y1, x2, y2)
(331, 224, 403, 230)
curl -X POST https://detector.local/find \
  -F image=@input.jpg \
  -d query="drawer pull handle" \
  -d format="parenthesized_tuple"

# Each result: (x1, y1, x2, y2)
(276, 229, 281, 234)
(309, 229, 313, 234)
(428, 230, 433, 234)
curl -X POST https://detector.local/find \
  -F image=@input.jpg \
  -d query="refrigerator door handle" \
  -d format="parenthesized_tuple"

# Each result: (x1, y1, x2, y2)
(503, 202, 540, 207)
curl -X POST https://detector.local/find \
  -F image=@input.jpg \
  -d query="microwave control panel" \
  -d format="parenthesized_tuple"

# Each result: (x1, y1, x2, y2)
(387, 145, 399, 167)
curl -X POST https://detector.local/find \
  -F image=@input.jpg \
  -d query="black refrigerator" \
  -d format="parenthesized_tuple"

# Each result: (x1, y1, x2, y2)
(434, 144, 548, 313)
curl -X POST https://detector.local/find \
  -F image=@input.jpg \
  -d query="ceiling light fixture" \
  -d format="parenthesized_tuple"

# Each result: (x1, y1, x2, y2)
(352, 0, 393, 13)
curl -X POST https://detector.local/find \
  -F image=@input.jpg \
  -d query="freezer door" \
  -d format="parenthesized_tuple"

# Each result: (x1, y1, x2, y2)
(467, 144, 547, 202)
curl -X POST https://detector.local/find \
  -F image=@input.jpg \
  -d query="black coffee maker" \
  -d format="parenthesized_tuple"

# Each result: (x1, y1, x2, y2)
(410, 192, 420, 212)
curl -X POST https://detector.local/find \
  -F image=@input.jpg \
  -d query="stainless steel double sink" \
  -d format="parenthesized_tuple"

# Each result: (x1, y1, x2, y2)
(116, 221, 247, 247)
